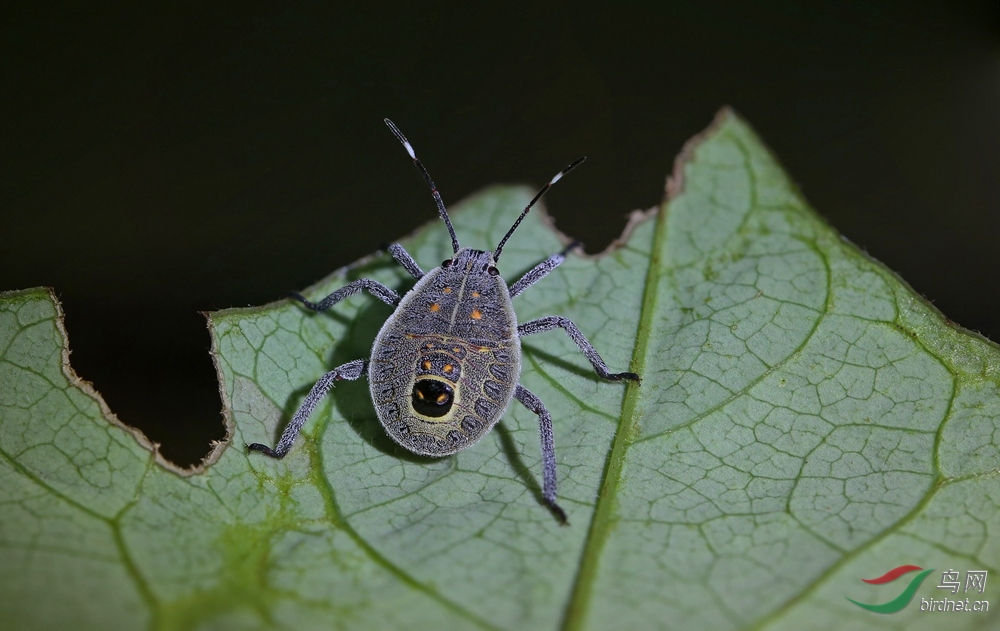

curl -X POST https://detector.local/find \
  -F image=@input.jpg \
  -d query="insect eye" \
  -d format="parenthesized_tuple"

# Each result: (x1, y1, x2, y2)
(441, 259, 452, 268)
(487, 266, 499, 277)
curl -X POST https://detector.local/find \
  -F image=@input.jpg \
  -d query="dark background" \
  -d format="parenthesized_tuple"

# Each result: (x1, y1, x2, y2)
(2, 1, 997, 467)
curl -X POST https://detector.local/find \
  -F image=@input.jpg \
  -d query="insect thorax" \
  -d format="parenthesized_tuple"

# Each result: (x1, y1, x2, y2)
(368, 253, 521, 456)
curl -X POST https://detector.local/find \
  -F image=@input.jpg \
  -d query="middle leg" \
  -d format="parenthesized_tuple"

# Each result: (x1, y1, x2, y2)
(518, 316, 640, 382)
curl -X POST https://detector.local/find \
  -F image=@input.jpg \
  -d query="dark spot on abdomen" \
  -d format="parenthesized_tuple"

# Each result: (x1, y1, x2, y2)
(475, 398, 496, 418)
(412, 379, 455, 418)
(484, 380, 505, 400)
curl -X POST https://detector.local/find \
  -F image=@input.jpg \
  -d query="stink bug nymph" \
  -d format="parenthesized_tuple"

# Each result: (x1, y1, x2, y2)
(247, 119, 640, 523)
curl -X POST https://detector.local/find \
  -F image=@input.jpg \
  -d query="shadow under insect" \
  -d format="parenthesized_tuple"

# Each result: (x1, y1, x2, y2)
(277, 261, 439, 463)
(521, 343, 615, 382)
(492, 419, 545, 509)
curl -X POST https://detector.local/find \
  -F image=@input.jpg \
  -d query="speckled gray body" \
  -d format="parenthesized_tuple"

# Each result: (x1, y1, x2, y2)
(369, 248, 520, 456)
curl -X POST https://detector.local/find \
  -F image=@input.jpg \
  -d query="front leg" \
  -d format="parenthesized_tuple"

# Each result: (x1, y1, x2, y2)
(515, 384, 567, 525)
(291, 279, 400, 312)
(388, 243, 424, 279)
(508, 241, 580, 299)
(518, 316, 640, 382)
(247, 359, 367, 459)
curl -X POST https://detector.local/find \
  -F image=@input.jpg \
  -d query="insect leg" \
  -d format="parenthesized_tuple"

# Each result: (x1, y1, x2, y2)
(291, 279, 401, 311)
(508, 241, 581, 299)
(388, 243, 424, 279)
(518, 316, 640, 382)
(247, 359, 368, 459)
(514, 384, 567, 525)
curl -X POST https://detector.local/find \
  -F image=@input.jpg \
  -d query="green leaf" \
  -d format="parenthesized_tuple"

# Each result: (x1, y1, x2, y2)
(2, 109, 998, 630)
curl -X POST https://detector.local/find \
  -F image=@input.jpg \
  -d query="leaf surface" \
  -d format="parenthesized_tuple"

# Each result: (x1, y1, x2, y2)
(1, 110, 998, 630)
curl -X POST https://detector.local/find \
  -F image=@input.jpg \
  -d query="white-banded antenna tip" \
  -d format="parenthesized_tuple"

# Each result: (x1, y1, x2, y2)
(550, 172, 563, 184)
(403, 141, 416, 159)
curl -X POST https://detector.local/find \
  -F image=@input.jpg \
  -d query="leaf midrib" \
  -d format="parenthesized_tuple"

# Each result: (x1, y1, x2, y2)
(560, 191, 670, 630)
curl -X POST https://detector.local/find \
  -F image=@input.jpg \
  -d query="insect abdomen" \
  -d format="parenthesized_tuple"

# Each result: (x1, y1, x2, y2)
(370, 330, 520, 456)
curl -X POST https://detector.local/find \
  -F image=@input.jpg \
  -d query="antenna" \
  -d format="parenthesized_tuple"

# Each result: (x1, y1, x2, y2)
(493, 156, 586, 263)
(384, 119, 461, 253)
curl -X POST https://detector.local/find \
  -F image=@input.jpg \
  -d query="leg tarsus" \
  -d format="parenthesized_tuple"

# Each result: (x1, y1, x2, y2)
(517, 316, 641, 383)
(559, 240, 582, 257)
(247, 359, 367, 459)
(546, 498, 569, 526)
(246, 442, 279, 457)
(515, 384, 568, 525)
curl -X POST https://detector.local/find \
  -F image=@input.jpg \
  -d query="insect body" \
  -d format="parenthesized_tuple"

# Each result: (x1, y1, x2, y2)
(369, 247, 520, 456)
(247, 119, 640, 523)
